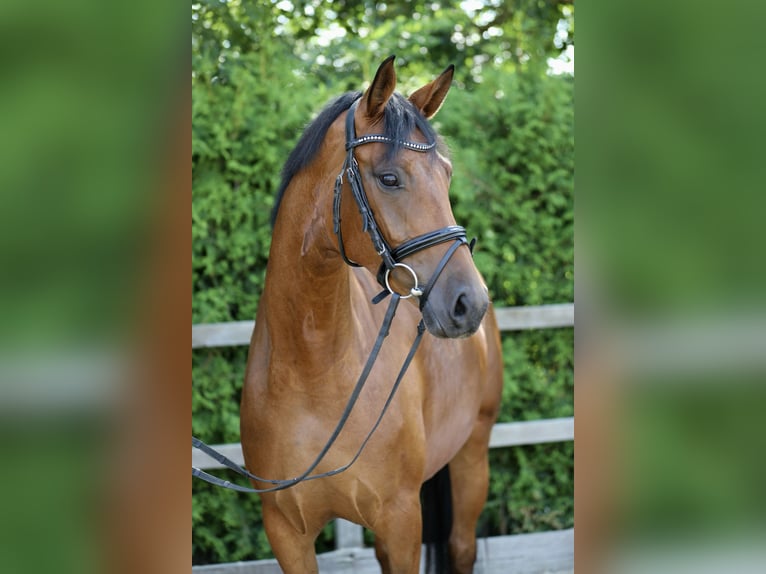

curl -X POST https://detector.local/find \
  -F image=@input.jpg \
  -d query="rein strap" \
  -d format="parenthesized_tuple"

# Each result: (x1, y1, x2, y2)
(193, 293, 429, 493)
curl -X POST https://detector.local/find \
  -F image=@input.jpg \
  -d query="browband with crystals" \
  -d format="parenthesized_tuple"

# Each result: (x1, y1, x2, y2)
(346, 134, 437, 152)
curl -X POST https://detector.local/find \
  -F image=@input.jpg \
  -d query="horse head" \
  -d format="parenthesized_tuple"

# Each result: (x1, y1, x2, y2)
(335, 56, 489, 338)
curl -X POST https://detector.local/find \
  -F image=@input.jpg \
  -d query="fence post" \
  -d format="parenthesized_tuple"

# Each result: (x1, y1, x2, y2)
(335, 518, 364, 549)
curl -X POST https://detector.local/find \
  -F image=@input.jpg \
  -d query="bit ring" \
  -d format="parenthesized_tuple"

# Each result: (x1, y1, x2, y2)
(384, 263, 422, 299)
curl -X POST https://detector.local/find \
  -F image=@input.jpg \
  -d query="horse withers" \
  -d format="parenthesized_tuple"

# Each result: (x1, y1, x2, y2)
(240, 56, 503, 573)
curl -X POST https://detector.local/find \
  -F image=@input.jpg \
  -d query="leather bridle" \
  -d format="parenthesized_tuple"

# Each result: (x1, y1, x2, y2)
(333, 98, 472, 310)
(192, 97, 476, 493)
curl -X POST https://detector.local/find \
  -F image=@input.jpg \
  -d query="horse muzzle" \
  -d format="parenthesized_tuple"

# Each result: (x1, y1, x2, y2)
(421, 281, 489, 338)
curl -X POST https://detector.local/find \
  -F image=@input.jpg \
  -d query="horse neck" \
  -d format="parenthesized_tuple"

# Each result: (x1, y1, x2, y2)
(263, 144, 356, 367)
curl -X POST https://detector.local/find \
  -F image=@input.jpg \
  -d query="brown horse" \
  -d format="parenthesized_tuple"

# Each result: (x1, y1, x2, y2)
(240, 56, 503, 573)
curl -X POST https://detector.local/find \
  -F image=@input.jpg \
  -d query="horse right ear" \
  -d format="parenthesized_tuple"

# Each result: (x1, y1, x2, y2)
(408, 64, 455, 119)
(363, 55, 397, 121)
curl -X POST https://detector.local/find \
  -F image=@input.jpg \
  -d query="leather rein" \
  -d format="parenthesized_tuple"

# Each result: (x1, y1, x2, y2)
(192, 97, 473, 493)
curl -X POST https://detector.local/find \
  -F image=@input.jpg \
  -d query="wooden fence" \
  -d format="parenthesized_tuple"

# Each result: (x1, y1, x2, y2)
(192, 303, 574, 572)
(192, 303, 573, 348)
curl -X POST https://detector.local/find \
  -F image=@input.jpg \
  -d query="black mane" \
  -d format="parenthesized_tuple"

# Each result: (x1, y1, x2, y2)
(270, 91, 439, 226)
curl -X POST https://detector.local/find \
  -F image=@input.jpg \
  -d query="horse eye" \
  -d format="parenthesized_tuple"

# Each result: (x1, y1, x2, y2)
(379, 173, 399, 188)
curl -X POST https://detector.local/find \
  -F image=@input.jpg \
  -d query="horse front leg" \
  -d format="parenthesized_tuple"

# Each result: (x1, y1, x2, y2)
(261, 500, 321, 574)
(373, 493, 423, 574)
(446, 411, 496, 574)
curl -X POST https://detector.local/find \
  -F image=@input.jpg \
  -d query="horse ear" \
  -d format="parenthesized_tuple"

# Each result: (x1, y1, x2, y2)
(364, 55, 397, 121)
(408, 64, 455, 119)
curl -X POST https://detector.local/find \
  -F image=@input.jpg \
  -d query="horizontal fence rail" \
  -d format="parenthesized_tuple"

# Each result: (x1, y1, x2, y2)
(192, 418, 574, 471)
(192, 303, 573, 349)
(192, 302, 574, 559)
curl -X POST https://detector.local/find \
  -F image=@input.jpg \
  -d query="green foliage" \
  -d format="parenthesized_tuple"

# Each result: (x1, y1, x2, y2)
(192, 49, 328, 323)
(483, 330, 574, 535)
(192, 348, 268, 561)
(438, 69, 574, 307)
(193, 0, 573, 565)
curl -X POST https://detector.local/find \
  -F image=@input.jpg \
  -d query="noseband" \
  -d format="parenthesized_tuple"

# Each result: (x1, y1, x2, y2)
(332, 98, 472, 309)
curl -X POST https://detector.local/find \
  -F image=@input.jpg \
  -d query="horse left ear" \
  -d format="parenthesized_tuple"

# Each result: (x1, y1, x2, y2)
(409, 64, 455, 119)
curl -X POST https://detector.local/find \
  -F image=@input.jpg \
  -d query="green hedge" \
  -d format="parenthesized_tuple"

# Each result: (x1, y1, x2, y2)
(192, 61, 572, 563)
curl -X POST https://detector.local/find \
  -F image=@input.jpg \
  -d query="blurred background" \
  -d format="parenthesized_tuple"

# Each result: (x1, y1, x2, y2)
(192, 0, 574, 565)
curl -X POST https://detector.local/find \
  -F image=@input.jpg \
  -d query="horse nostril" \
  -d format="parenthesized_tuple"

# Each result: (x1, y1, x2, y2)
(453, 292, 468, 319)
